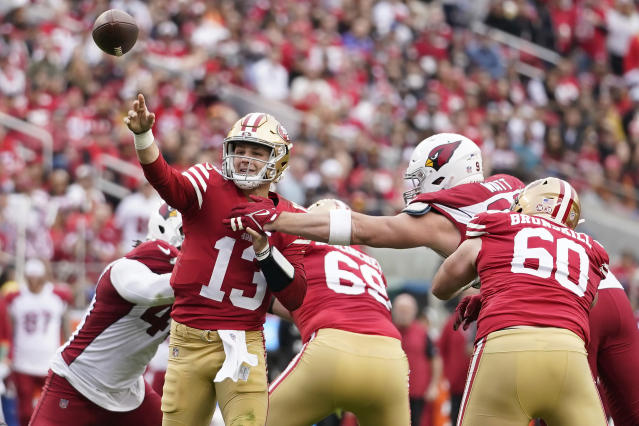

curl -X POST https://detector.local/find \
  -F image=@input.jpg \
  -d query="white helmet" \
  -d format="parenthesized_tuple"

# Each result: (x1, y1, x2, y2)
(403, 133, 483, 204)
(147, 203, 184, 248)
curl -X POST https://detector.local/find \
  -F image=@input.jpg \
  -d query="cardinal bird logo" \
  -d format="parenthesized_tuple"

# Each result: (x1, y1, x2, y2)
(425, 140, 462, 171)
(158, 204, 178, 219)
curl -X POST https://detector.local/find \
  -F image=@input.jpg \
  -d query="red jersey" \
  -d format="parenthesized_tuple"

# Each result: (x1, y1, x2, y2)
(405, 174, 524, 239)
(289, 241, 400, 343)
(142, 156, 307, 331)
(468, 211, 609, 344)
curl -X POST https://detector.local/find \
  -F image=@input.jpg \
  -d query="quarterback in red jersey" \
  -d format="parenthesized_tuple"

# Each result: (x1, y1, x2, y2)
(432, 178, 608, 425)
(124, 94, 307, 426)
(30, 203, 182, 426)
(267, 199, 408, 426)
(226, 132, 524, 259)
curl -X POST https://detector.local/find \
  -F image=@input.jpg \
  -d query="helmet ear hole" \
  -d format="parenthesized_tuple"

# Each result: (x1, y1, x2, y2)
(432, 177, 445, 185)
(159, 225, 165, 233)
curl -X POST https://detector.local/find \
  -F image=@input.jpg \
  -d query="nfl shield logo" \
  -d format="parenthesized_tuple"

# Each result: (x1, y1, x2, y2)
(172, 347, 179, 357)
(59, 398, 69, 409)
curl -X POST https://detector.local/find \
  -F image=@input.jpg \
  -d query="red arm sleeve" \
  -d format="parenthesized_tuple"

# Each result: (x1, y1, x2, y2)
(271, 243, 307, 311)
(141, 154, 197, 212)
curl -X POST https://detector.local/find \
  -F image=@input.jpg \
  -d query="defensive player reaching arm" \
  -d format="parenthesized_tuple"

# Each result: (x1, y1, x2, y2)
(30, 203, 183, 426)
(124, 93, 307, 426)
(226, 133, 524, 258)
(431, 178, 608, 425)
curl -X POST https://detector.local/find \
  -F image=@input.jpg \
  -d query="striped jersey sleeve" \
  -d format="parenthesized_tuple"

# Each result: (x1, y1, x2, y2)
(180, 163, 213, 209)
(464, 211, 507, 239)
(142, 154, 216, 211)
(466, 213, 490, 238)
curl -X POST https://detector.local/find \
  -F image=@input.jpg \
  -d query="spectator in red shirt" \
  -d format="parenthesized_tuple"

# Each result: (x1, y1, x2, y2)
(392, 293, 442, 426)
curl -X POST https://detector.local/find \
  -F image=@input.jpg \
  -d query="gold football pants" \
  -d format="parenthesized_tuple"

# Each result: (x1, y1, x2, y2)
(161, 321, 268, 426)
(459, 327, 606, 426)
(267, 328, 410, 426)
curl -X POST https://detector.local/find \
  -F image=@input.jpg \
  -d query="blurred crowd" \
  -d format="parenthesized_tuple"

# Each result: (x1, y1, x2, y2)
(1, 0, 639, 309)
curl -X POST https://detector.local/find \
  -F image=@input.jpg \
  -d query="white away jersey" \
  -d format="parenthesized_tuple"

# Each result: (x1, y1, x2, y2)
(7, 283, 71, 376)
(50, 240, 177, 411)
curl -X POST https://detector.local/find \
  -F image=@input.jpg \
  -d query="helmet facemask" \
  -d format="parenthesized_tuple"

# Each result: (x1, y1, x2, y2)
(222, 140, 285, 190)
(403, 168, 446, 204)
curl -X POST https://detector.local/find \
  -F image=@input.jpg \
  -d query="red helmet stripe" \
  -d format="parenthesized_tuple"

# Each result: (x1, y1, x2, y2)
(239, 115, 252, 131)
(552, 180, 574, 225)
(560, 182, 575, 224)
(240, 113, 266, 132)
(551, 181, 565, 220)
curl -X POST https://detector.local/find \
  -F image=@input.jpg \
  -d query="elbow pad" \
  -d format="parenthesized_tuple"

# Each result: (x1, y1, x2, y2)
(258, 246, 294, 292)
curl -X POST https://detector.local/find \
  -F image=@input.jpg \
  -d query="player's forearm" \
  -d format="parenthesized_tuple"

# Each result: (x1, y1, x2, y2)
(270, 262, 307, 311)
(266, 212, 331, 243)
(133, 129, 191, 210)
(271, 298, 294, 322)
(140, 153, 195, 211)
(132, 129, 160, 164)
(350, 213, 406, 248)
(433, 257, 475, 299)
(432, 239, 480, 299)
(266, 211, 388, 247)
(136, 143, 160, 164)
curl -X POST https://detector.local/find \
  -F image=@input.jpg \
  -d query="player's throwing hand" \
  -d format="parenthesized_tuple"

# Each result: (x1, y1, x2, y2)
(124, 93, 155, 134)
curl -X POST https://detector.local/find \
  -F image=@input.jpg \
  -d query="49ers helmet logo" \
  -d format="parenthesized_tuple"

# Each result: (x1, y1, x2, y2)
(425, 140, 462, 171)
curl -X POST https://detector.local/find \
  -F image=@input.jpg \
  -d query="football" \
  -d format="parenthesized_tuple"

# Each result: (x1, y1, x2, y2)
(92, 9, 138, 56)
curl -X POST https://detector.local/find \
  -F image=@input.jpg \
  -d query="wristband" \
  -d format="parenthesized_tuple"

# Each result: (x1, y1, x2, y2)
(328, 209, 352, 245)
(133, 129, 155, 150)
(255, 244, 271, 261)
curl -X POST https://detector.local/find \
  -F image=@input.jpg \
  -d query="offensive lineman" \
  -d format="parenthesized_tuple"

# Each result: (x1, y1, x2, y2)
(266, 199, 409, 426)
(29, 203, 183, 426)
(431, 178, 608, 425)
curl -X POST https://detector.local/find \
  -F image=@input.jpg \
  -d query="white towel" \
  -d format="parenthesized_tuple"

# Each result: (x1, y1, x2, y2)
(214, 330, 258, 383)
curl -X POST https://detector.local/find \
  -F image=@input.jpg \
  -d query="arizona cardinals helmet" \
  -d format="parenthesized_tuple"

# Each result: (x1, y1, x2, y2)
(403, 133, 483, 204)
(222, 112, 292, 190)
(147, 203, 184, 248)
(511, 177, 581, 229)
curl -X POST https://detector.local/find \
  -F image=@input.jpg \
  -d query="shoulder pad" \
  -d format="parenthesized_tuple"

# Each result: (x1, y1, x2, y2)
(402, 202, 431, 216)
